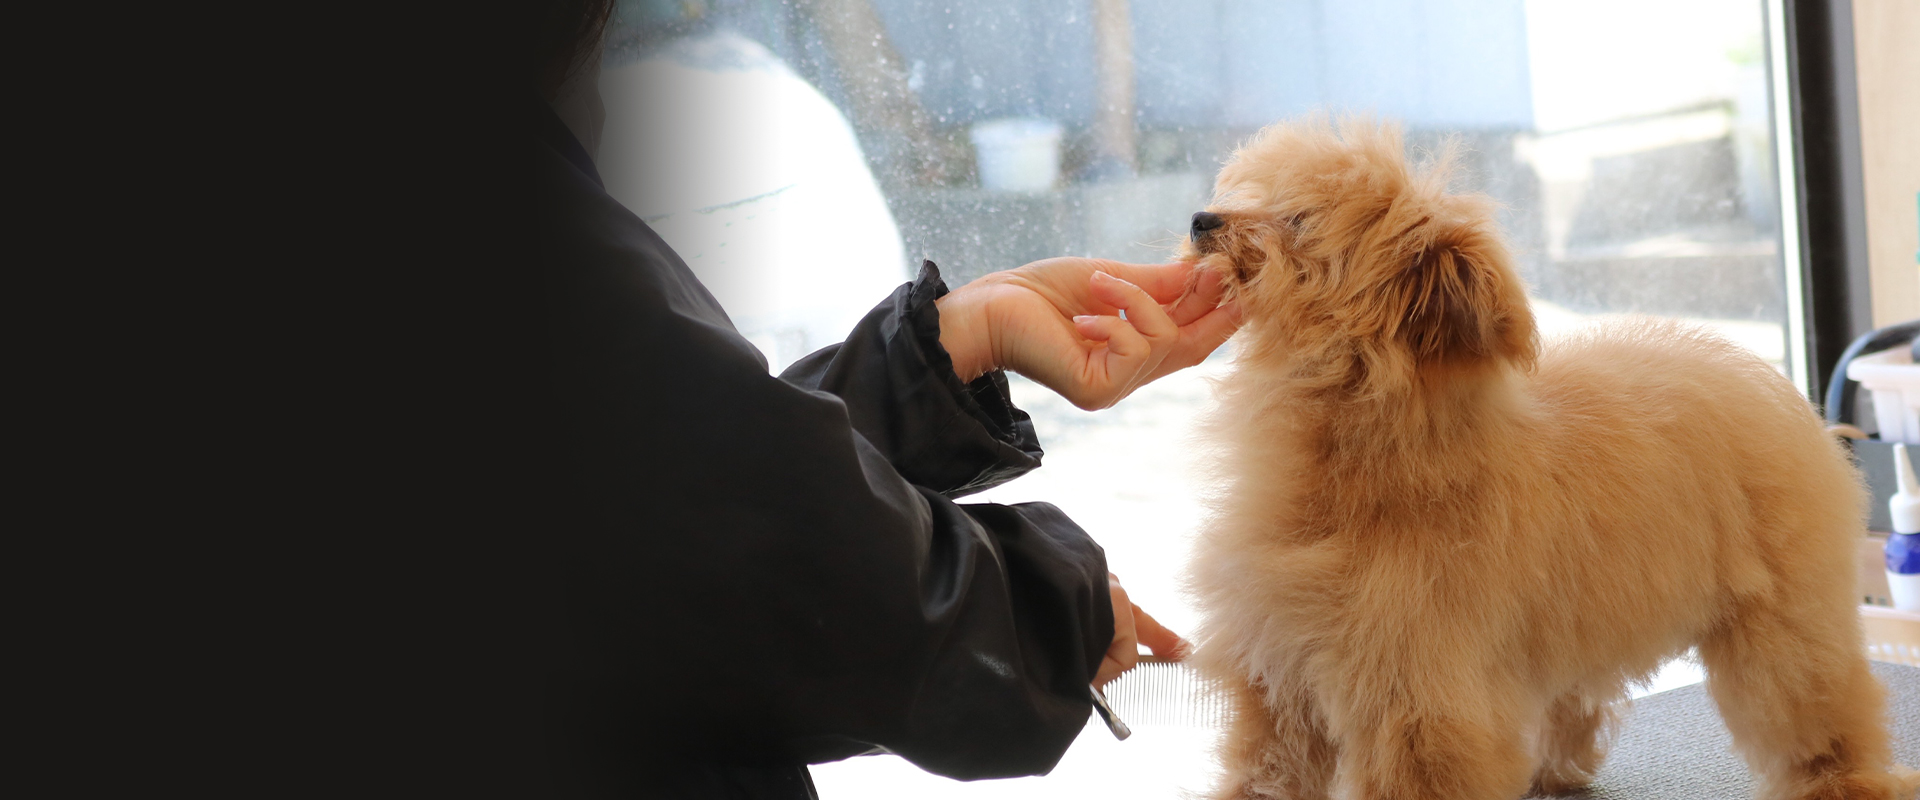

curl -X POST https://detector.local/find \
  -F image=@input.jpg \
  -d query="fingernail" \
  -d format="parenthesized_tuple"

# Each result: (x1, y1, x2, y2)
(1073, 315, 1098, 324)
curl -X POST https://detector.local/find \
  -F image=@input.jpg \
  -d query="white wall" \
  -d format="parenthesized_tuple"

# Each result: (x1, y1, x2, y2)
(1852, 0, 1920, 328)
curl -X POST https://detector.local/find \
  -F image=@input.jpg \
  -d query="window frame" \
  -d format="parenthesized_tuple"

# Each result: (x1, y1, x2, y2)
(1781, 0, 1876, 401)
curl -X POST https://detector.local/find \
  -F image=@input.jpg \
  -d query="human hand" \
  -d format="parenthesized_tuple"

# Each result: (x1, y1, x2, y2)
(1094, 572, 1190, 688)
(936, 258, 1240, 410)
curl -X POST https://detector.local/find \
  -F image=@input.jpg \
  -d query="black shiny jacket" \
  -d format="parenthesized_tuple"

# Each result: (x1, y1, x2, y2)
(538, 108, 1114, 799)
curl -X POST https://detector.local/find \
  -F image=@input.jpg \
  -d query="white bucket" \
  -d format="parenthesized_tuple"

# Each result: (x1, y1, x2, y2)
(1848, 346, 1920, 445)
(970, 117, 1063, 192)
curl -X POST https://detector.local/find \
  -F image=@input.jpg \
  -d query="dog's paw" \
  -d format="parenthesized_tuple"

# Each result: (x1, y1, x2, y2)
(1893, 765, 1920, 800)
(1528, 766, 1594, 796)
(1774, 770, 1913, 800)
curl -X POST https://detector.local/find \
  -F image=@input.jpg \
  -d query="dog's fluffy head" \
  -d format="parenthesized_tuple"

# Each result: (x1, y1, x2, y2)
(1181, 117, 1536, 373)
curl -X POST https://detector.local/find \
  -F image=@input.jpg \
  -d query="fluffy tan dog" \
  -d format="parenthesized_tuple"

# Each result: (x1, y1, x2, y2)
(1180, 117, 1913, 800)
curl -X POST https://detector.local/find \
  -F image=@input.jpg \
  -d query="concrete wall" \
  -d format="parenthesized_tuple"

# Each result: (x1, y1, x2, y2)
(869, 0, 1533, 131)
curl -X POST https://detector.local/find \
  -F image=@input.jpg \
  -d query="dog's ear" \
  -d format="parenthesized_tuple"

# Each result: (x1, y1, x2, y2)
(1396, 230, 1532, 365)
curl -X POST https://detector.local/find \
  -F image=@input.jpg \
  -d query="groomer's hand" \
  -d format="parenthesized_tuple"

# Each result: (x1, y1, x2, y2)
(937, 258, 1240, 410)
(1095, 572, 1190, 688)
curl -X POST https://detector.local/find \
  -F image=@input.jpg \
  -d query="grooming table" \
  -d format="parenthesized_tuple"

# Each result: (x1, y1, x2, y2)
(1520, 662, 1920, 798)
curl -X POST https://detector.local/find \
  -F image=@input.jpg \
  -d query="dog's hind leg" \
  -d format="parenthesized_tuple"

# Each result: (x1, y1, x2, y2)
(1530, 690, 1619, 795)
(1209, 673, 1334, 800)
(1699, 599, 1907, 800)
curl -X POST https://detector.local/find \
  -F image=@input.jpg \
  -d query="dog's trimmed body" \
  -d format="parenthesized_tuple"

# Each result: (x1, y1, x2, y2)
(1184, 118, 1913, 800)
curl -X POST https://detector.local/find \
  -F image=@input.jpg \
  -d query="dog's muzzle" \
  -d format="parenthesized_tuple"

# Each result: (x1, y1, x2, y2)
(1191, 211, 1225, 239)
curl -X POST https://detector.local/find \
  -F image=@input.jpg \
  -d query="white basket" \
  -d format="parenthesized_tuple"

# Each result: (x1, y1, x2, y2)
(1863, 605, 1920, 666)
(1846, 346, 1920, 445)
(969, 117, 1062, 192)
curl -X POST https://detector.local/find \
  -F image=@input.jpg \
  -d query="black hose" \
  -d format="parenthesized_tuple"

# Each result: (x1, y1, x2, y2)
(1824, 319, 1920, 425)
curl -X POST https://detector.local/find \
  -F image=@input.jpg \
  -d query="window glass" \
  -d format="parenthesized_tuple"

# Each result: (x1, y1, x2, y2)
(598, 0, 1789, 795)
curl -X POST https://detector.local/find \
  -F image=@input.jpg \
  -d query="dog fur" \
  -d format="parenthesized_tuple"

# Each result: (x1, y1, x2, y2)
(1180, 117, 1914, 800)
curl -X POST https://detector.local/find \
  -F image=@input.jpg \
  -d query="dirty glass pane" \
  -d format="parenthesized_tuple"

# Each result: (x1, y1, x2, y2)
(596, 0, 1788, 795)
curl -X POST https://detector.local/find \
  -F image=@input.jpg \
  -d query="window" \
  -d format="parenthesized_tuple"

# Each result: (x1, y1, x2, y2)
(597, 0, 1797, 794)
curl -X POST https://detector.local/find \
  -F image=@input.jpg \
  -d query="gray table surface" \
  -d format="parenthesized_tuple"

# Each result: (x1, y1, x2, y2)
(1521, 661, 1920, 798)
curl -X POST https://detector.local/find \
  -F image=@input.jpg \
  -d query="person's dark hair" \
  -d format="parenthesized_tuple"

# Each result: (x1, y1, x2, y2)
(535, 0, 615, 100)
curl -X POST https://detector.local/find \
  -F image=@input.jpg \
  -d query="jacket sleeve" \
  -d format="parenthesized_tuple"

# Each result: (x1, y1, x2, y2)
(539, 145, 1112, 792)
(777, 260, 1041, 498)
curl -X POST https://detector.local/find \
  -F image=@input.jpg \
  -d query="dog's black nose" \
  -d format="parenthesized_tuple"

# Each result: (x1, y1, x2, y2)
(1191, 211, 1225, 237)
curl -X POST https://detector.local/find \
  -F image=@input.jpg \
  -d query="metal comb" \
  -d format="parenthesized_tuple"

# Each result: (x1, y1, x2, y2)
(1090, 655, 1227, 739)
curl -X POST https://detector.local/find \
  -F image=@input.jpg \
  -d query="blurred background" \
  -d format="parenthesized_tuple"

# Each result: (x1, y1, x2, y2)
(594, 0, 1798, 795)
(601, 0, 1790, 373)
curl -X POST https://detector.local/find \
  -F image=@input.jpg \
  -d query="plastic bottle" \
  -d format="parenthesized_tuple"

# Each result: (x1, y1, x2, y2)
(1887, 443, 1920, 611)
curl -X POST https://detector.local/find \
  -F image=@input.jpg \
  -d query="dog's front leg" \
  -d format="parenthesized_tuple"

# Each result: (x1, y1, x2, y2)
(1211, 673, 1335, 800)
(1327, 681, 1533, 800)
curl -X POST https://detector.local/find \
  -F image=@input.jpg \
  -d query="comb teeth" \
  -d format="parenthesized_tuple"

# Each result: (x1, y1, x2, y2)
(1102, 656, 1228, 729)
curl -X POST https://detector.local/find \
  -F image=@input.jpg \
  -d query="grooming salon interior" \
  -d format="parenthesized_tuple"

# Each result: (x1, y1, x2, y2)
(567, 0, 1920, 796)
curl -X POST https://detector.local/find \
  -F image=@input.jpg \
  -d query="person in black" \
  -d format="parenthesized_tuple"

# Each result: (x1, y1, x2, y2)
(536, 2, 1240, 797)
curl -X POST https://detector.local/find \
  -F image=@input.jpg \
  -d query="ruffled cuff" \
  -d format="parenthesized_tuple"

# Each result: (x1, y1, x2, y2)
(778, 261, 1044, 497)
(903, 261, 1043, 462)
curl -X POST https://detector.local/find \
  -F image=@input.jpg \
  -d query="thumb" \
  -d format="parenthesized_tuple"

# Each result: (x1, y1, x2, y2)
(1161, 301, 1242, 374)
